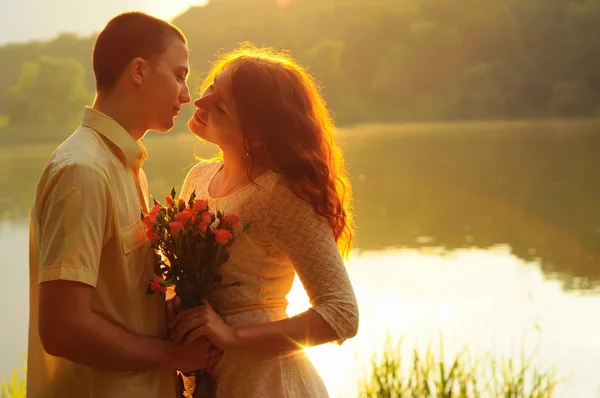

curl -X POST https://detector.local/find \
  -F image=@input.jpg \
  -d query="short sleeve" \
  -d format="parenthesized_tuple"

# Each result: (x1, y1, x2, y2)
(180, 164, 198, 201)
(35, 164, 113, 287)
(267, 180, 359, 344)
(180, 161, 218, 201)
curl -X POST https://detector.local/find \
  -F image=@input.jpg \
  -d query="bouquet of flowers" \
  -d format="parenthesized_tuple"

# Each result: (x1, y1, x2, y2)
(142, 187, 248, 397)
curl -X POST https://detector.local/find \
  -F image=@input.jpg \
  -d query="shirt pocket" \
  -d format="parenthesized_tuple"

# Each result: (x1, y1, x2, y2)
(120, 219, 147, 254)
(119, 219, 152, 290)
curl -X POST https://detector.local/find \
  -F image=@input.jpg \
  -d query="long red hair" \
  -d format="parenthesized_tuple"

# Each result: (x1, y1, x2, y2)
(199, 43, 354, 257)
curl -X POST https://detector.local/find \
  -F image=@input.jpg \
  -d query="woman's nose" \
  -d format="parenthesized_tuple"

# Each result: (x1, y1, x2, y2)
(193, 97, 204, 108)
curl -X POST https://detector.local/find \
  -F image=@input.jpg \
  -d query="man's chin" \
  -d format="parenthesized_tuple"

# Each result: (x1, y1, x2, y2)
(152, 120, 176, 134)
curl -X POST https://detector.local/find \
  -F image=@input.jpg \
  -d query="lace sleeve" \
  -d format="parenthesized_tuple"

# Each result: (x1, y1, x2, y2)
(267, 179, 359, 344)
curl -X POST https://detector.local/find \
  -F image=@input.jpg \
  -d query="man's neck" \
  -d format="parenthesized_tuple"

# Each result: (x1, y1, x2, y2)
(92, 93, 146, 141)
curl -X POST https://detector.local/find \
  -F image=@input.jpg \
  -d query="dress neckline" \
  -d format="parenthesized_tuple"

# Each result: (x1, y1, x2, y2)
(205, 162, 275, 201)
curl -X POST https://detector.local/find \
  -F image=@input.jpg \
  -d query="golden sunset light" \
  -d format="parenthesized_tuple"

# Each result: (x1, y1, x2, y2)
(2, 1, 600, 397)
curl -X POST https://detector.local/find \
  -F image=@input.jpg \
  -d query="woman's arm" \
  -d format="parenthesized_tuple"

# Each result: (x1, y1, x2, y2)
(171, 180, 359, 351)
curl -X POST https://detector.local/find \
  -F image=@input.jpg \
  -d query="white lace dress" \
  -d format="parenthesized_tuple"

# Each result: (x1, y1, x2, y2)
(180, 161, 359, 398)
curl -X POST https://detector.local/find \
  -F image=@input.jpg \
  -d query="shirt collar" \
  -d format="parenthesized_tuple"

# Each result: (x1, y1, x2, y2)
(81, 107, 147, 170)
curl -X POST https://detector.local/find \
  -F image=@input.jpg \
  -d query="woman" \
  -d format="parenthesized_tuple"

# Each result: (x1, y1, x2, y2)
(171, 44, 359, 397)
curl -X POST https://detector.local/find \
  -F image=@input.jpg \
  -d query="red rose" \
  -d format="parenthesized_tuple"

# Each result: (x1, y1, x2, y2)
(215, 229, 233, 245)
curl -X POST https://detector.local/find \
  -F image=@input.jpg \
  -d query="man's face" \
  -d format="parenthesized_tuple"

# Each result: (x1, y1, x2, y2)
(138, 39, 191, 133)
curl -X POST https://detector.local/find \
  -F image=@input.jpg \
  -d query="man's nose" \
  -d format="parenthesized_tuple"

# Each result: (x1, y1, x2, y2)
(180, 84, 191, 104)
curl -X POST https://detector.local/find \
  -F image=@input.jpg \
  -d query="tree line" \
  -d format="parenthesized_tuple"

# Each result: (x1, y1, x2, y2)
(1, 0, 599, 142)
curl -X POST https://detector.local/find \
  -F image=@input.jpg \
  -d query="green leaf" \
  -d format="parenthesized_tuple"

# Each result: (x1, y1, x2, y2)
(171, 186, 176, 199)
(188, 190, 196, 208)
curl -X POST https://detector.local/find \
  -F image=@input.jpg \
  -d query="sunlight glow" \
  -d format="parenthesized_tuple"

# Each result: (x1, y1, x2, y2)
(285, 247, 600, 397)
(152, 0, 209, 21)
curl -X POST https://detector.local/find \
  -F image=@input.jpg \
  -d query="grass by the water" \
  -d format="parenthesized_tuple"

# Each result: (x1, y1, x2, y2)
(358, 337, 559, 398)
(0, 364, 25, 398)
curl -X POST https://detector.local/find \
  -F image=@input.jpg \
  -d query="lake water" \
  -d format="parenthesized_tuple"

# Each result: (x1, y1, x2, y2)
(2, 121, 600, 397)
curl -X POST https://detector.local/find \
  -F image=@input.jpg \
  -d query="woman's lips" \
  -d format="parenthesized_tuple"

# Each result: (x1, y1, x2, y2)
(194, 111, 207, 125)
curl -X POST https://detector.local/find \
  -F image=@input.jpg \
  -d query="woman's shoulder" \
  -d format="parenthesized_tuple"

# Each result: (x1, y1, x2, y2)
(262, 171, 311, 210)
(181, 161, 221, 198)
(185, 160, 221, 180)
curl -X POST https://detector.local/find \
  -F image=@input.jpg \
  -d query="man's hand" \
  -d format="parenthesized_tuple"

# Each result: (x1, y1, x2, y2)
(170, 300, 239, 350)
(171, 337, 213, 373)
(206, 345, 223, 377)
(166, 296, 223, 372)
(38, 280, 185, 371)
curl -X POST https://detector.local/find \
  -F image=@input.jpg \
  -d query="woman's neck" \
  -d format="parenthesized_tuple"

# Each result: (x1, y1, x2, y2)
(220, 150, 250, 182)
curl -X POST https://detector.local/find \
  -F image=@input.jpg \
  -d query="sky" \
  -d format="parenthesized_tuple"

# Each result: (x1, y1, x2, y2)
(0, 0, 208, 45)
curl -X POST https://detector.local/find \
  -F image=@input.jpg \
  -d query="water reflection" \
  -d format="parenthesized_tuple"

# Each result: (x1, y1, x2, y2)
(345, 122, 600, 290)
(287, 247, 600, 397)
(2, 121, 600, 289)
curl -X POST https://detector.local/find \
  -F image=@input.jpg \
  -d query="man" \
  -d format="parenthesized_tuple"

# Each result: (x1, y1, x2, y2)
(27, 12, 212, 398)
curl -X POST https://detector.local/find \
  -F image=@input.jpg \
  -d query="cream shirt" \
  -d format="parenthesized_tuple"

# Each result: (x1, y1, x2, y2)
(27, 107, 178, 398)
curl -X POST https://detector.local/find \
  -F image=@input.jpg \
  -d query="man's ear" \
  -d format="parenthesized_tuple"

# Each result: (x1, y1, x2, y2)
(129, 57, 148, 86)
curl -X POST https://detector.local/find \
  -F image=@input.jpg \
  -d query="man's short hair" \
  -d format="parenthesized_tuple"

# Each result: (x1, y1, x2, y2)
(92, 12, 187, 92)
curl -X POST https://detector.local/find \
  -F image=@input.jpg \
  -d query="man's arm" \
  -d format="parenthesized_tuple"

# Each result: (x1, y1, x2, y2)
(35, 164, 210, 372)
(38, 280, 190, 371)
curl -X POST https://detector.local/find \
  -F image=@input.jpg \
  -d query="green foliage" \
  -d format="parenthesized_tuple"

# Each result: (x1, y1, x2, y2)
(5, 56, 92, 129)
(359, 335, 559, 398)
(1, 361, 26, 398)
(1, 0, 600, 139)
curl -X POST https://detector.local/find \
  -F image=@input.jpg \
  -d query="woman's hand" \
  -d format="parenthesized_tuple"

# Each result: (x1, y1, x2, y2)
(169, 300, 240, 350)
(165, 294, 182, 329)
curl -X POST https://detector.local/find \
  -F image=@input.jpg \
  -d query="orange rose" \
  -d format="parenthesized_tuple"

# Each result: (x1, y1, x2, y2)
(192, 199, 208, 214)
(214, 229, 233, 245)
(145, 228, 158, 243)
(222, 214, 241, 230)
(150, 204, 161, 216)
(175, 208, 193, 225)
(198, 211, 212, 233)
(169, 221, 183, 237)
(150, 275, 167, 293)
(142, 213, 157, 229)
(165, 196, 174, 207)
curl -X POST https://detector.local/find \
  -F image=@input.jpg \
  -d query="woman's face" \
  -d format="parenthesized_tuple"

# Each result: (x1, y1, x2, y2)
(188, 66, 245, 152)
